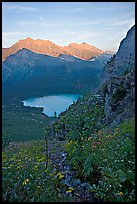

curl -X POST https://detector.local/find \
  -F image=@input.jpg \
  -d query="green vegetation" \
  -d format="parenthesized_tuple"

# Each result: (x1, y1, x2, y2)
(49, 92, 135, 202)
(65, 120, 135, 202)
(112, 85, 127, 103)
(2, 140, 71, 202)
(2, 102, 56, 142)
(2, 92, 135, 202)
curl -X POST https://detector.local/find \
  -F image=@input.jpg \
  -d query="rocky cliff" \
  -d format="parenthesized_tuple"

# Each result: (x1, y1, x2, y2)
(98, 25, 135, 126)
(104, 25, 135, 77)
(115, 25, 135, 67)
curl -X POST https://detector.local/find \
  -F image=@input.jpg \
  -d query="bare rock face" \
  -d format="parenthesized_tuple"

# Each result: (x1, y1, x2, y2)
(103, 69, 135, 126)
(103, 25, 135, 77)
(2, 38, 67, 61)
(115, 25, 135, 67)
(2, 39, 104, 61)
(98, 25, 135, 126)
(64, 42, 103, 60)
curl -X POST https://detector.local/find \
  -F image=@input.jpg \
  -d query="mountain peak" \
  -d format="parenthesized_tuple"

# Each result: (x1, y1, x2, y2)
(25, 37, 33, 41)
(2, 38, 104, 61)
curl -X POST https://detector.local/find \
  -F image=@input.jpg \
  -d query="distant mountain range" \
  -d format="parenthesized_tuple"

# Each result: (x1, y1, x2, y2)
(2, 47, 113, 102)
(2, 38, 106, 61)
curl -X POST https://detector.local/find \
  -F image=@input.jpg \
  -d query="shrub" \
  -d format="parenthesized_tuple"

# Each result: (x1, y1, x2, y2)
(65, 117, 135, 202)
(112, 85, 126, 103)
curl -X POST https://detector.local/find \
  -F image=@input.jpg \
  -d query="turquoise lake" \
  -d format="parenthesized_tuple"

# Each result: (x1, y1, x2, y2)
(23, 94, 81, 117)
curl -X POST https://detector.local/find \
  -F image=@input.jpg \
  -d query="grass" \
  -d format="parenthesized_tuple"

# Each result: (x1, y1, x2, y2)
(2, 101, 56, 142)
(2, 92, 135, 202)
(49, 91, 135, 202)
(2, 140, 70, 202)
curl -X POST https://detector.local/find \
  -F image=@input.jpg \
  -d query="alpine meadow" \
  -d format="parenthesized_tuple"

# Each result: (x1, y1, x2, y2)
(2, 2, 135, 202)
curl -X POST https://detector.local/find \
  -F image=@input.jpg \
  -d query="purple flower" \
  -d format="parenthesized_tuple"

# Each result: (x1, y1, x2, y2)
(125, 133, 129, 137)
(118, 136, 121, 139)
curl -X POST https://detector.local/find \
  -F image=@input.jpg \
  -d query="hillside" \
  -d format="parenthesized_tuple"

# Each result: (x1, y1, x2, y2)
(2, 25, 135, 202)
(2, 49, 112, 102)
(2, 38, 104, 61)
(45, 25, 135, 202)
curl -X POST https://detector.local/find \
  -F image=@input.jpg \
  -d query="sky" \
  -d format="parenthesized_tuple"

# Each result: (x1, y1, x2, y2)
(2, 2, 135, 52)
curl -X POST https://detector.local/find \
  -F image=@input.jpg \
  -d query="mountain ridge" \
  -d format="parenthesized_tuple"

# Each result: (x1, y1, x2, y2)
(2, 48, 112, 102)
(2, 38, 104, 61)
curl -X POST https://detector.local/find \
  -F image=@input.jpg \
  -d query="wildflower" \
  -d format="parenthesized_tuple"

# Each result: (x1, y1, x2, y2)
(98, 130, 101, 134)
(118, 192, 123, 196)
(118, 136, 121, 139)
(57, 172, 64, 179)
(22, 179, 29, 186)
(93, 141, 96, 145)
(125, 133, 129, 137)
(99, 135, 103, 140)
(92, 145, 96, 150)
(66, 187, 73, 193)
(97, 142, 101, 145)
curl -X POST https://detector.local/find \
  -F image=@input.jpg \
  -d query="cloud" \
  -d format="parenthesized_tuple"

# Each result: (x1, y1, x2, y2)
(61, 30, 103, 45)
(2, 3, 39, 11)
(79, 2, 135, 12)
(17, 21, 35, 26)
(56, 8, 85, 13)
(3, 32, 26, 36)
(17, 20, 57, 27)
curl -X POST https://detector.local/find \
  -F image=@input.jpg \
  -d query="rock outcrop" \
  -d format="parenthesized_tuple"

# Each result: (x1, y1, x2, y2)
(115, 25, 135, 68)
(104, 25, 135, 77)
(101, 69, 135, 126)
(98, 25, 135, 126)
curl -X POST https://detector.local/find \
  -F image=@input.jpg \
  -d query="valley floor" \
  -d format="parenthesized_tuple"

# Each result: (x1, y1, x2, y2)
(2, 101, 56, 142)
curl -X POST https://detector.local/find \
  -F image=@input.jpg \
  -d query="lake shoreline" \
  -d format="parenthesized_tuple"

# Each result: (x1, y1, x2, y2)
(22, 94, 82, 117)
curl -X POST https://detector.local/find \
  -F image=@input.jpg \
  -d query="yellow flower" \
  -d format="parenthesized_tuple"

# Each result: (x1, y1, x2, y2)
(22, 178, 29, 186)
(118, 192, 123, 196)
(57, 172, 64, 179)
(106, 135, 111, 138)
(66, 187, 73, 193)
